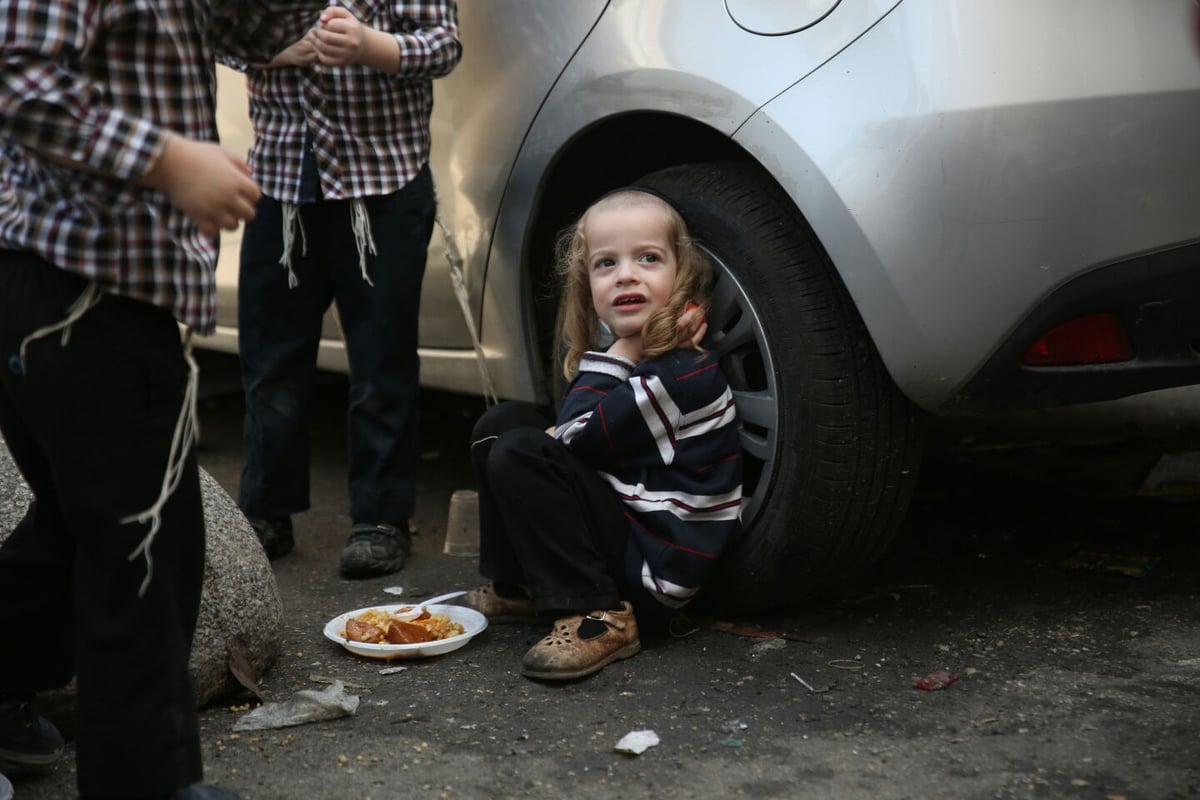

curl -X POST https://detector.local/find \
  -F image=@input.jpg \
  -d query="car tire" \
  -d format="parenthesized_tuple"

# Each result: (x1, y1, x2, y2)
(637, 162, 922, 611)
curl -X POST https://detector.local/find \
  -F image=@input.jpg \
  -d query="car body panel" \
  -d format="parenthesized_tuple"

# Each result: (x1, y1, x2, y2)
(734, 0, 1200, 410)
(725, 0, 843, 35)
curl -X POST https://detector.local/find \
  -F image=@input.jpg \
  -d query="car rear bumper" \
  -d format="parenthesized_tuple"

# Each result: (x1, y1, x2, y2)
(949, 240, 1200, 413)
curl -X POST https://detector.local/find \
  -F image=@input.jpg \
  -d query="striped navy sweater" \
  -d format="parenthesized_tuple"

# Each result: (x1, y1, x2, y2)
(555, 348, 743, 607)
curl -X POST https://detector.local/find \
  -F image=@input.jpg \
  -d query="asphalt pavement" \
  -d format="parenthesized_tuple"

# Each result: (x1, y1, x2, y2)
(11, 362, 1200, 800)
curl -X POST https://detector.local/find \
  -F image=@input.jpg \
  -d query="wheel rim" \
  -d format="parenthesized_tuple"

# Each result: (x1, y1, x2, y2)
(700, 245, 778, 528)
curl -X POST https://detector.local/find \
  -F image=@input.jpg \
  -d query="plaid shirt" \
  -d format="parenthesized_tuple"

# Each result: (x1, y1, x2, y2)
(0, 1, 283, 334)
(236, 1, 461, 202)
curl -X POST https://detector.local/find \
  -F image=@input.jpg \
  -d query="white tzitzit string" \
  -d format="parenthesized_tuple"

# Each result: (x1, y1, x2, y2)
(279, 200, 376, 287)
(279, 201, 307, 288)
(122, 329, 201, 597)
(349, 198, 377, 286)
(17, 281, 104, 372)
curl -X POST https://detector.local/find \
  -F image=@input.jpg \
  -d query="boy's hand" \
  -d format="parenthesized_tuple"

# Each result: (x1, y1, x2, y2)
(314, 6, 367, 66)
(142, 134, 260, 238)
(676, 302, 708, 350)
(269, 31, 318, 68)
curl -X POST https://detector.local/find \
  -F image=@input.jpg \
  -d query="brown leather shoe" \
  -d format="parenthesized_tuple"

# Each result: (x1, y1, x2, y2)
(521, 601, 641, 681)
(456, 581, 538, 623)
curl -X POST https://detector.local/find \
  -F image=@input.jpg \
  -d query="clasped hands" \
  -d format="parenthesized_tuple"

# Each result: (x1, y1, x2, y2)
(271, 7, 367, 68)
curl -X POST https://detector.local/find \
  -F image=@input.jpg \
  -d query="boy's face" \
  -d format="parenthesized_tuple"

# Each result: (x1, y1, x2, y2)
(585, 202, 678, 342)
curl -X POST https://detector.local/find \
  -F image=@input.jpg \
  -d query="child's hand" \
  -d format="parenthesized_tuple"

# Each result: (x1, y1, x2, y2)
(676, 302, 708, 350)
(314, 6, 367, 66)
(142, 134, 260, 238)
(269, 31, 318, 68)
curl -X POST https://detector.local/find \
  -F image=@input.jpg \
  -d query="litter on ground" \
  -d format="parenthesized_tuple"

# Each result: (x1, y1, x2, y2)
(914, 670, 958, 691)
(614, 730, 660, 756)
(232, 681, 360, 732)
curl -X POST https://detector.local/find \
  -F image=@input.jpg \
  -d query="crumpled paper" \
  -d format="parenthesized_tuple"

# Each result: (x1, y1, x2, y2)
(614, 729, 660, 755)
(233, 680, 360, 732)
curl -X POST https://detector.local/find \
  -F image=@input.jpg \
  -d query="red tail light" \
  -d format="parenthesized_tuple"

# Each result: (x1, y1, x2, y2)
(1021, 312, 1133, 366)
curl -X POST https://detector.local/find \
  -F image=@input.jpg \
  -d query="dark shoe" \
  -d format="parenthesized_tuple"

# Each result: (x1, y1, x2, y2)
(248, 516, 294, 560)
(339, 522, 410, 578)
(455, 581, 538, 623)
(0, 699, 64, 772)
(169, 783, 241, 799)
(521, 601, 641, 681)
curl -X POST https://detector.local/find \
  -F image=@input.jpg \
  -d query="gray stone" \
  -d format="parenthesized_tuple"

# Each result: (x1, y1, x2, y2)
(192, 468, 285, 704)
(0, 437, 283, 706)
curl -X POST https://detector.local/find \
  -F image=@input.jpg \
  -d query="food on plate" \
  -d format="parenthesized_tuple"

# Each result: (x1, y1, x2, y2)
(345, 618, 386, 644)
(342, 607, 466, 644)
(386, 619, 434, 644)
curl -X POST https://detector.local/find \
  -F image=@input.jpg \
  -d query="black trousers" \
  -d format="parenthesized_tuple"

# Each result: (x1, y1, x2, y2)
(237, 168, 434, 527)
(470, 401, 643, 616)
(0, 252, 204, 798)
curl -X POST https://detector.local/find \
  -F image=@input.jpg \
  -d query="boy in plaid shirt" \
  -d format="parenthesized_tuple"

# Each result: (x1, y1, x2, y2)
(226, 2, 461, 578)
(0, 2, 282, 798)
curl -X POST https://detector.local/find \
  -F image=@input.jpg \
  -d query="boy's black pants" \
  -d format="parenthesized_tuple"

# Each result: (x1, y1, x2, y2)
(471, 401, 650, 616)
(0, 251, 204, 798)
(236, 168, 434, 529)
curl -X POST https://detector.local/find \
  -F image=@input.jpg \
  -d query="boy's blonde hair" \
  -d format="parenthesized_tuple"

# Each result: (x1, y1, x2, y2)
(554, 189, 713, 381)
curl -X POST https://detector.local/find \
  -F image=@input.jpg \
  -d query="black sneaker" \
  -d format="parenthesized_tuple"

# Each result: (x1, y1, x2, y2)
(248, 516, 294, 560)
(338, 522, 410, 579)
(0, 699, 64, 773)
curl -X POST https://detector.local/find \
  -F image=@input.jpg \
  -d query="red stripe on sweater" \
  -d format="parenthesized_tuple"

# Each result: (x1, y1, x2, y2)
(567, 385, 609, 399)
(676, 361, 719, 381)
(679, 398, 736, 432)
(623, 511, 718, 559)
(613, 489, 740, 515)
(692, 452, 741, 475)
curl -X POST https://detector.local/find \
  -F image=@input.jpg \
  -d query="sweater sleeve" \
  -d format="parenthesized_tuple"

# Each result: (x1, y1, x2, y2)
(555, 349, 738, 470)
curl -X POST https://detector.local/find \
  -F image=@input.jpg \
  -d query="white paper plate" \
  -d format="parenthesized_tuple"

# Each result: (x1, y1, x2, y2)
(323, 603, 487, 660)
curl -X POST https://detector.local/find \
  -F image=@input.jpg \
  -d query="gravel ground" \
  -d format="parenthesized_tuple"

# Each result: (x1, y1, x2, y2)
(10, 366, 1200, 800)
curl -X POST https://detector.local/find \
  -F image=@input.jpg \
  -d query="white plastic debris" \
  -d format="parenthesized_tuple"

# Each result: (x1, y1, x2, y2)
(749, 637, 786, 659)
(378, 665, 408, 675)
(232, 681, 360, 732)
(383, 586, 405, 596)
(614, 729, 660, 755)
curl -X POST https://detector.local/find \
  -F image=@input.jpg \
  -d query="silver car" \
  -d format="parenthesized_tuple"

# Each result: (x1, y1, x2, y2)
(208, 0, 1200, 609)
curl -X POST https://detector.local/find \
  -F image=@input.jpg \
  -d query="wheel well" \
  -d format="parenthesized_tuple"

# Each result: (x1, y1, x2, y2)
(523, 112, 754, 398)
